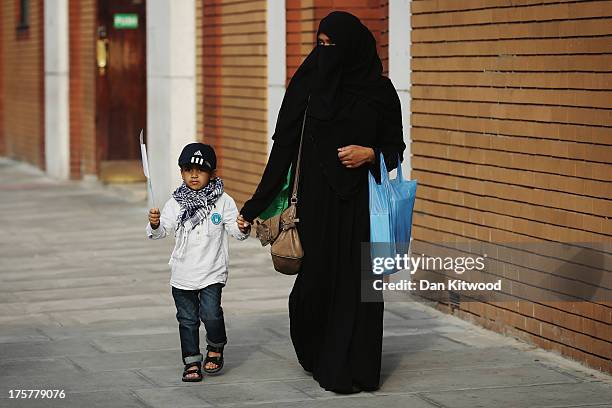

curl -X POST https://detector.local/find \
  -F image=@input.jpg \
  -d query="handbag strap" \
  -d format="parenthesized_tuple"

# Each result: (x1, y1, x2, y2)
(290, 97, 309, 204)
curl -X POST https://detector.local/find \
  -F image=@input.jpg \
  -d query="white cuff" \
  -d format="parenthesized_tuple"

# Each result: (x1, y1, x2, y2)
(146, 223, 164, 239)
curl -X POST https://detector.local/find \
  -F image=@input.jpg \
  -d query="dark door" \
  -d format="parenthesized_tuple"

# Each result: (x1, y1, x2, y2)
(96, 0, 146, 179)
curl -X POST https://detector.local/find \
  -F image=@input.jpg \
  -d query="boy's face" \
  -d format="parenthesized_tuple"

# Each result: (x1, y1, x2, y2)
(180, 165, 212, 191)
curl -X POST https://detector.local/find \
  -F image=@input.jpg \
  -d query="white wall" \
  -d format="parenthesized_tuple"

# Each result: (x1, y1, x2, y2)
(387, 0, 414, 288)
(147, 0, 197, 206)
(44, 0, 70, 179)
(266, 0, 286, 154)
(389, 0, 411, 177)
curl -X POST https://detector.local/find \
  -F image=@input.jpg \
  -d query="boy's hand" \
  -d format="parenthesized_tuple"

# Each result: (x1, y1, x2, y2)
(237, 214, 251, 234)
(149, 208, 161, 229)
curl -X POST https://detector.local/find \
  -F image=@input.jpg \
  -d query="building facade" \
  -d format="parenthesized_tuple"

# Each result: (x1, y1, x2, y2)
(0, 0, 610, 373)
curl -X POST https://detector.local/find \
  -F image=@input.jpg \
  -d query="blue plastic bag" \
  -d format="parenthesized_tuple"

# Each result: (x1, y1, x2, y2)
(389, 155, 418, 257)
(368, 156, 395, 275)
(368, 153, 417, 275)
(369, 155, 392, 243)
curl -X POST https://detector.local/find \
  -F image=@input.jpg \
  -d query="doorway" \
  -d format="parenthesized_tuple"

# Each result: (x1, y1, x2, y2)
(96, 0, 146, 182)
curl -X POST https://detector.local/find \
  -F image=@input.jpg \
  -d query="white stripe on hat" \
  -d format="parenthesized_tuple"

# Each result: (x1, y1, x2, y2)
(191, 157, 195, 163)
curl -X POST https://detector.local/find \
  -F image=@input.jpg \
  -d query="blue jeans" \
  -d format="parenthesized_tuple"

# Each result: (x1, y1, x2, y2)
(171, 283, 227, 365)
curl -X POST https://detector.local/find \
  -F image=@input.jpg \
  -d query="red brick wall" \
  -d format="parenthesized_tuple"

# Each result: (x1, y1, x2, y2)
(286, 0, 387, 83)
(0, 2, 4, 155)
(202, 0, 268, 206)
(69, 0, 97, 179)
(379, 0, 388, 74)
(411, 0, 612, 373)
(196, 0, 204, 140)
(1, 1, 45, 168)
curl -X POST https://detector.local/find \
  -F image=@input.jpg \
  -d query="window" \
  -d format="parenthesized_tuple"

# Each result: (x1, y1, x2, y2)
(17, 0, 30, 30)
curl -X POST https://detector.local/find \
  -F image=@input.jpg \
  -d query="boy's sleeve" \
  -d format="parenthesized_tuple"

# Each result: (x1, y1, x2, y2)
(223, 195, 249, 241)
(146, 198, 177, 239)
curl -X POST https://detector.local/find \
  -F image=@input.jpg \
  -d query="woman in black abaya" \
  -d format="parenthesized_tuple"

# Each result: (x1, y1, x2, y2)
(239, 12, 405, 393)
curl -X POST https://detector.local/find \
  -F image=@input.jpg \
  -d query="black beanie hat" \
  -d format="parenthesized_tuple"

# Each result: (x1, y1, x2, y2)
(178, 143, 216, 171)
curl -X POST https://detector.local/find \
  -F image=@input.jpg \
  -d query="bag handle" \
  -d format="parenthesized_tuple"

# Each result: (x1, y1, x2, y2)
(379, 152, 390, 186)
(396, 153, 404, 182)
(290, 96, 309, 204)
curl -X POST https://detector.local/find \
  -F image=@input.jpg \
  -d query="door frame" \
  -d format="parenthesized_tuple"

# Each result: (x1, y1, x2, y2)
(95, 0, 147, 173)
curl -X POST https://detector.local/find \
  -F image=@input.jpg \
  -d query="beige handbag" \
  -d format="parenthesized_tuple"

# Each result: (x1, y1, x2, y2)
(255, 105, 308, 275)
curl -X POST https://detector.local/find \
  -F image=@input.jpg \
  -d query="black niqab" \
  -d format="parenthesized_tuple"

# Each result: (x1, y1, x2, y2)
(311, 11, 386, 120)
(269, 11, 404, 198)
(272, 11, 402, 144)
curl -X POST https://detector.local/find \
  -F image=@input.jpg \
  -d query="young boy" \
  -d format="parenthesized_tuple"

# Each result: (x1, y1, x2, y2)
(147, 142, 250, 382)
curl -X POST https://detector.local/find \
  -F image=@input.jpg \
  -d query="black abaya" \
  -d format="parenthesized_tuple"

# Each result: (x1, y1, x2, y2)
(240, 11, 406, 393)
(289, 113, 383, 392)
(241, 99, 404, 393)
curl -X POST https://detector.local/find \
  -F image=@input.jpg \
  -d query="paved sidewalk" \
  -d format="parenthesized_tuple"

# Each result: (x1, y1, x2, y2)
(0, 158, 610, 408)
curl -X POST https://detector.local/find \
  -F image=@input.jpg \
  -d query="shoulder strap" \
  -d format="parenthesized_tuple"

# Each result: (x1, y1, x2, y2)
(290, 97, 309, 204)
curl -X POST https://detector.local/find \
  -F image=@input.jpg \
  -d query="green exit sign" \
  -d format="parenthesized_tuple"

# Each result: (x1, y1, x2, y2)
(114, 13, 138, 29)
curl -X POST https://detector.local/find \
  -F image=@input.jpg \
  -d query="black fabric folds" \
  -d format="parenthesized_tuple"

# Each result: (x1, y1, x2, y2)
(265, 11, 405, 199)
(240, 11, 406, 393)
(271, 11, 402, 145)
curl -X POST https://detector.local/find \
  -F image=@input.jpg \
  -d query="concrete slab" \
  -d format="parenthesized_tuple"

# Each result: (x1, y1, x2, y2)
(0, 390, 145, 408)
(0, 370, 154, 394)
(0, 357, 79, 379)
(133, 387, 211, 408)
(0, 327, 51, 344)
(89, 326, 286, 355)
(375, 364, 579, 394)
(187, 381, 312, 406)
(382, 332, 470, 353)
(139, 359, 310, 388)
(245, 394, 438, 408)
(46, 305, 176, 326)
(0, 339, 103, 361)
(0, 294, 167, 316)
(381, 346, 534, 374)
(422, 382, 612, 408)
(0, 158, 609, 408)
(69, 346, 279, 372)
(37, 319, 176, 341)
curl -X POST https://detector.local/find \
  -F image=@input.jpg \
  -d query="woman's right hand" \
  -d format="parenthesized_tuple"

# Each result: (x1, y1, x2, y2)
(149, 208, 160, 229)
(337, 145, 375, 168)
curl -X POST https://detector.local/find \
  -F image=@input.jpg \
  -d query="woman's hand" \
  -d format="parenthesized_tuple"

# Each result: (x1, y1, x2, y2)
(337, 145, 375, 168)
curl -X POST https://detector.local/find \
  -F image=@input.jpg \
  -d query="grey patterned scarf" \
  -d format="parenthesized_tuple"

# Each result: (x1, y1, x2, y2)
(170, 177, 224, 263)
(173, 177, 224, 229)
